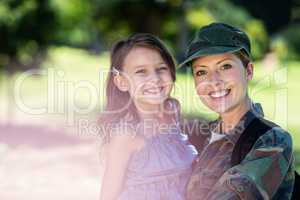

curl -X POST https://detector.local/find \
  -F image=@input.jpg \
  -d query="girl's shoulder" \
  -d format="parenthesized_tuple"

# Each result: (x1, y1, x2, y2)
(105, 118, 145, 154)
(165, 98, 181, 121)
(166, 98, 181, 111)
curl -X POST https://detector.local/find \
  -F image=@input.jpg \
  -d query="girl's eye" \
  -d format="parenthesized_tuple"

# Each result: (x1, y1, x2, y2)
(195, 70, 207, 76)
(157, 66, 168, 72)
(221, 64, 232, 70)
(135, 69, 146, 74)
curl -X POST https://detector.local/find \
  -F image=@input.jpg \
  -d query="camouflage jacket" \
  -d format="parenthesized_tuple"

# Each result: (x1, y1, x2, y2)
(187, 107, 295, 200)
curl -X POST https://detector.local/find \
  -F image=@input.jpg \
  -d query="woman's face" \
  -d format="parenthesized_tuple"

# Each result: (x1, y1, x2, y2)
(192, 53, 253, 114)
(117, 47, 173, 111)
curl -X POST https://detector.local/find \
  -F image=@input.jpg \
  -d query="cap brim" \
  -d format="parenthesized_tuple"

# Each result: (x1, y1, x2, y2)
(177, 46, 244, 68)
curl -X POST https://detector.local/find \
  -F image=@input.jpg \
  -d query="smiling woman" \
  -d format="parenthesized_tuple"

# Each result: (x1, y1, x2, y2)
(179, 22, 297, 200)
(191, 53, 253, 125)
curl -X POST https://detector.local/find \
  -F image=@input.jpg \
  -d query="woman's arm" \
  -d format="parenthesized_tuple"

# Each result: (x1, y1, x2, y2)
(205, 127, 294, 200)
(100, 131, 138, 200)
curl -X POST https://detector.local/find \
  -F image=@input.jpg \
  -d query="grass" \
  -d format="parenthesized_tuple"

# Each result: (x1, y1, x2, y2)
(0, 46, 299, 171)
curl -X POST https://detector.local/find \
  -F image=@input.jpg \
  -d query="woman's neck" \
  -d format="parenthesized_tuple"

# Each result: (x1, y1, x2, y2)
(220, 98, 251, 134)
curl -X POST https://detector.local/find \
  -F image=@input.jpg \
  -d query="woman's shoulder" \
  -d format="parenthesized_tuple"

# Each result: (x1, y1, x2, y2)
(260, 125, 293, 148)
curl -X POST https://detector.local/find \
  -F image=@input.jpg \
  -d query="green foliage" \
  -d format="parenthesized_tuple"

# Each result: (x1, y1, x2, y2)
(244, 20, 269, 60)
(186, 7, 215, 28)
(50, 0, 94, 47)
(270, 36, 289, 61)
(0, 0, 296, 74)
(0, 0, 58, 72)
(274, 24, 300, 60)
(201, 0, 251, 27)
(91, 0, 183, 47)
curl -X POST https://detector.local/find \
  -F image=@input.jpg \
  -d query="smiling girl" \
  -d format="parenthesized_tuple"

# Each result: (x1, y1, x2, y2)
(99, 33, 197, 200)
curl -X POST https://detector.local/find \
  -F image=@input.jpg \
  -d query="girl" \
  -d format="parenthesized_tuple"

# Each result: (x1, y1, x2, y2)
(99, 33, 197, 200)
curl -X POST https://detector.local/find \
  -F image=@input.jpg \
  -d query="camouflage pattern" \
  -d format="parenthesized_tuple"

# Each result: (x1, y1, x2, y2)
(187, 107, 295, 200)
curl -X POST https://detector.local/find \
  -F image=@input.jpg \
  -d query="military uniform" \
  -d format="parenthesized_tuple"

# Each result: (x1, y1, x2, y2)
(187, 106, 295, 200)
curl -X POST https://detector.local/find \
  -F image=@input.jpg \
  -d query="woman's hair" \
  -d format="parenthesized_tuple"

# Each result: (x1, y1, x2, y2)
(99, 33, 176, 143)
(234, 50, 251, 67)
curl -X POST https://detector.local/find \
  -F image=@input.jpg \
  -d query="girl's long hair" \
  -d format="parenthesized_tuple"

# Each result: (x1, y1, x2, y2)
(99, 33, 176, 143)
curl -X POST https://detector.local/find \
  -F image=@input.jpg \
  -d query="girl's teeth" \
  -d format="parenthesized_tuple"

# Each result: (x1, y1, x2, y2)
(144, 87, 162, 94)
(210, 89, 230, 98)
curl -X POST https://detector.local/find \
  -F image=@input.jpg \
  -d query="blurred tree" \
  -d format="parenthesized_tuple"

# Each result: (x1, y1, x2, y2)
(91, 0, 183, 45)
(274, 24, 300, 59)
(50, 0, 97, 50)
(0, 0, 58, 122)
(90, 0, 198, 63)
(231, 0, 293, 33)
(291, 0, 300, 23)
(0, 0, 58, 73)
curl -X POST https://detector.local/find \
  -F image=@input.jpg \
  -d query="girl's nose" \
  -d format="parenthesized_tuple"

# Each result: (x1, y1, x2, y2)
(148, 71, 161, 83)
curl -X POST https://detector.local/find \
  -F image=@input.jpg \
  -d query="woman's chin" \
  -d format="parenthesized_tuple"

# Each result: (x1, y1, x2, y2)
(207, 103, 231, 114)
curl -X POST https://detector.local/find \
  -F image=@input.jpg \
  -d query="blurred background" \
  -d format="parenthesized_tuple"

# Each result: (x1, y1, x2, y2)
(0, 0, 299, 199)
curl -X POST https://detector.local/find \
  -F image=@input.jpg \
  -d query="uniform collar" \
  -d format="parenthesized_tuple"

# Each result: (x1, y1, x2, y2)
(209, 102, 264, 144)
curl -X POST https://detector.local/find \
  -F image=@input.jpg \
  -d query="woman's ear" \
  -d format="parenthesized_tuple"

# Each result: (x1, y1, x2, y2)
(246, 62, 254, 81)
(113, 75, 129, 92)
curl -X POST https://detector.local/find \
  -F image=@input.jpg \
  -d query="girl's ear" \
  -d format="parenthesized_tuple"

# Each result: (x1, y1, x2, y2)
(246, 62, 254, 81)
(113, 75, 129, 92)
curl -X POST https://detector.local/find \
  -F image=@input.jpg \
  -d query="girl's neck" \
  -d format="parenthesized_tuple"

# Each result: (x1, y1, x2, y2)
(135, 101, 175, 136)
(136, 102, 165, 121)
(220, 97, 251, 134)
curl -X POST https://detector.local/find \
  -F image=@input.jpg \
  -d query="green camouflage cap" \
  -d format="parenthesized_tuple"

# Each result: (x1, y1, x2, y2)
(179, 22, 251, 68)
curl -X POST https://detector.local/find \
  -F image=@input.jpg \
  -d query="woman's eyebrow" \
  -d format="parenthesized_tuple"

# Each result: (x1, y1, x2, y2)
(216, 58, 231, 64)
(193, 58, 231, 68)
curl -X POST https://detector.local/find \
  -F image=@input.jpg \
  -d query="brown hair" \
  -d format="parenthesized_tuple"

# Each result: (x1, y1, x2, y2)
(234, 50, 251, 67)
(99, 33, 176, 143)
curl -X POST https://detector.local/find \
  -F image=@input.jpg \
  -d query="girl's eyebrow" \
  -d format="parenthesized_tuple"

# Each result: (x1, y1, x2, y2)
(134, 62, 166, 69)
(133, 65, 147, 70)
(156, 62, 167, 66)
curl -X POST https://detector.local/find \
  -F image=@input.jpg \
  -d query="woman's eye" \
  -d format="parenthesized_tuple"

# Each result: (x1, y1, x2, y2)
(135, 69, 146, 74)
(221, 64, 232, 70)
(195, 70, 207, 76)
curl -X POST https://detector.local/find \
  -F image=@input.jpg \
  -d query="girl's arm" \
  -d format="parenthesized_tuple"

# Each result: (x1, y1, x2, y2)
(100, 130, 138, 200)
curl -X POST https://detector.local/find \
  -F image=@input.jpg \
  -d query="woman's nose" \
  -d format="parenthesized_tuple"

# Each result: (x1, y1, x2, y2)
(208, 71, 224, 87)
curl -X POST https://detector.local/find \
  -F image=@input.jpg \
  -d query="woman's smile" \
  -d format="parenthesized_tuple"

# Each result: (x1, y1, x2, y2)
(208, 88, 231, 99)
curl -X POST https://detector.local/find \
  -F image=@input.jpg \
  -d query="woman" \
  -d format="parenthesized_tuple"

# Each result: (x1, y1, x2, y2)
(179, 23, 295, 200)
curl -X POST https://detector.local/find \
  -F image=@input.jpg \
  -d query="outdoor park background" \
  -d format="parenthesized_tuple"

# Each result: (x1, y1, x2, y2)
(0, 0, 299, 199)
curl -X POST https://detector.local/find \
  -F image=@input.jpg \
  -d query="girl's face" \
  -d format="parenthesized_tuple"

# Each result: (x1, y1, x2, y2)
(115, 47, 173, 111)
(192, 53, 253, 114)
